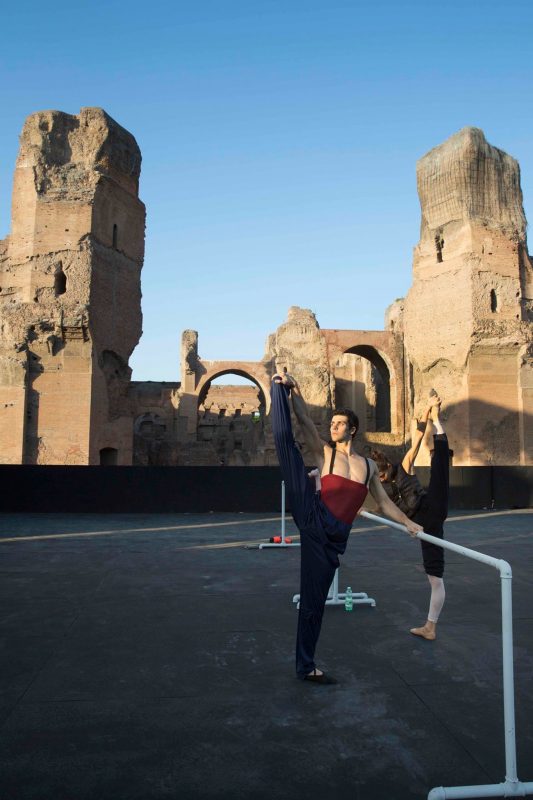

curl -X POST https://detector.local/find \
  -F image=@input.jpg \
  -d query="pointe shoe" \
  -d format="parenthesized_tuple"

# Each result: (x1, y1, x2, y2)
(410, 625, 436, 641)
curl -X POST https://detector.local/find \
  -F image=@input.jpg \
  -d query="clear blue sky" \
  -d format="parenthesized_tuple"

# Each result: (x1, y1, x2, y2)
(1, 0, 532, 382)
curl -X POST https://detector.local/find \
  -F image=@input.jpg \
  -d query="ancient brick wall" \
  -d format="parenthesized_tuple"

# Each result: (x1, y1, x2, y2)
(404, 127, 532, 465)
(0, 108, 145, 464)
(1, 115, 531, 467)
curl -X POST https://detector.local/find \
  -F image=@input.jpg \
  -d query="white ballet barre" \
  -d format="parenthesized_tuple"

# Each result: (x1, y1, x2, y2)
(360, 510, 533, 800)
(259, 482, 300, 549)
(292, 567, 376, 608)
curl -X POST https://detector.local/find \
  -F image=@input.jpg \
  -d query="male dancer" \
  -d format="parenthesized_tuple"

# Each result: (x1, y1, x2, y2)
(271, 370, 422, 685)
(371, 392, 449, 641)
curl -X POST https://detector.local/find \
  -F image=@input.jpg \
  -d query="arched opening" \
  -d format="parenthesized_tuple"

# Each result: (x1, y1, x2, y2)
(134, 413, 167, 438)
(490, 288, 498, 313)
(197, 371, 267, 465)
(335, 345, 391, 433)
(100, 447, 118, 466)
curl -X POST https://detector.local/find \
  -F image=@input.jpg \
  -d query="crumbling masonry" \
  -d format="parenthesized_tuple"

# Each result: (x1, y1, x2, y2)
(0, 110, 531, 466)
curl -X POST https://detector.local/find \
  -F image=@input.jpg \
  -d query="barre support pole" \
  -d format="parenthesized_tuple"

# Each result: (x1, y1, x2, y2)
(292, 566, 376, 608)
(259, 481, 300, 549)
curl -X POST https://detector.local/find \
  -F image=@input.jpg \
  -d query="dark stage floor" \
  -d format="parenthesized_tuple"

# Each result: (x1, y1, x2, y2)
(0, 508, 532, 800)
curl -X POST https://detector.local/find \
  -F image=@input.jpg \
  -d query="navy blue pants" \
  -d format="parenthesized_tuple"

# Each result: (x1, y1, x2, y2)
(270, 380, 352, 677)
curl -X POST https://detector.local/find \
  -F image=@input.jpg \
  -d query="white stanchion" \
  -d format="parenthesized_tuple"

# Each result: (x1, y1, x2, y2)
(259, 481, 300, 549)
(359, 510, 533, 800)
(292, 567, 376, 608)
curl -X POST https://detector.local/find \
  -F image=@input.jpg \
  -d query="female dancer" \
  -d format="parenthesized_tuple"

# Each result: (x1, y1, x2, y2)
(371, 392, 450, 640)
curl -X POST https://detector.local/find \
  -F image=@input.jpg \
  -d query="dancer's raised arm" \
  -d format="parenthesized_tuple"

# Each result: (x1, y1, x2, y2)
(276, 371, 325, 469)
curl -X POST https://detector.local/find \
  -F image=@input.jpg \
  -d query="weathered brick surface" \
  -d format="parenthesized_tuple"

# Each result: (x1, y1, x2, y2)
(404, 127, 532, 465)
(0, 108, 145, 464)
(1, 119, 531, 467)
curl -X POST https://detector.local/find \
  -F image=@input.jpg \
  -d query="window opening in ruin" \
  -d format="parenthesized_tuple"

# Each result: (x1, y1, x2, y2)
(435, 233, 444, 263)
(112, 224, 118, 249)
(219, 409, 226, 418)
(54, 266, 67, 296)
(409, 361, 415, 416)
(100, 447, 118, 466)
(251, 410, 261, 423)
(234, 409, 242, 417)
(134, 414, 167, 462)
(490, 289, 498, 313)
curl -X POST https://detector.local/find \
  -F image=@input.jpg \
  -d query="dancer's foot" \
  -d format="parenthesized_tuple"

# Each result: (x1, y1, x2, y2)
(430, 398, 447, 439)
(410, 621, 436, 641)
(428, 391, 442, 418)
(303, 668, 337, 685)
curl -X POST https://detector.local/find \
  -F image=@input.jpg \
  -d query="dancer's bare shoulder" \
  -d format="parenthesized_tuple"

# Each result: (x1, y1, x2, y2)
(321, 447, 371, 481)
(349, 450, 374, 483)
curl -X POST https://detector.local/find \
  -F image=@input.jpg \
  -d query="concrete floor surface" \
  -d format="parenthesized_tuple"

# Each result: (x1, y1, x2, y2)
(0, 508, 532, 800)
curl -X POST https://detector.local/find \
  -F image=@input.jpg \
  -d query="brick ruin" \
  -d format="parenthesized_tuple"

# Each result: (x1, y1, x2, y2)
(0, 111, 531, 466)
(405, 127, 533, 464)
(0, 108, 144, 465)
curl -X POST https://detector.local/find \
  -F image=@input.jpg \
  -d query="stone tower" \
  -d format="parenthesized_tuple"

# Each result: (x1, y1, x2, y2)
(403, 127, 533, 464)
(0, 107, 145, 464)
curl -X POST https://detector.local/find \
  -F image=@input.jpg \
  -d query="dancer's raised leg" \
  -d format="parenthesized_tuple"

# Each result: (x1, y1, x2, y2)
(270, 376, 336, 683)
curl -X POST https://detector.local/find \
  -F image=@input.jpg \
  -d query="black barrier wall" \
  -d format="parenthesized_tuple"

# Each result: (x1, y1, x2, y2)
(0, 465, 531, 514)
(0, 466, 284, 514)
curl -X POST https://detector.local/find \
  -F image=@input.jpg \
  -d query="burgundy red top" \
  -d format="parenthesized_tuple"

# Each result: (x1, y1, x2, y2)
(320, 450, 371, 525)
(321, 474, 369, 525)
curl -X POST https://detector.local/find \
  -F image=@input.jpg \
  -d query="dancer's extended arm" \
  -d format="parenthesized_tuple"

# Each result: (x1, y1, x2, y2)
(291, 381, 326, 466)
(367, 463, 423, 537)
(277, 372, 325, 467)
